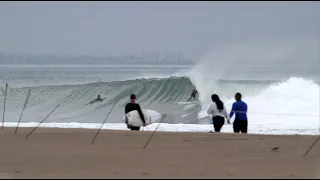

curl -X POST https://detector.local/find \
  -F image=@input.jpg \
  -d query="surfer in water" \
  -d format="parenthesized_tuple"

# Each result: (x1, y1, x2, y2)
(125, 93, 146, 131)
(186, 87, 198, 102)
(88, 95, 105, 104)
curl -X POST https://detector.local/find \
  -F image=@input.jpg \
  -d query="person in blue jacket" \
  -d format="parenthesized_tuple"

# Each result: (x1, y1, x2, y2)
(229, 92, 248, 133)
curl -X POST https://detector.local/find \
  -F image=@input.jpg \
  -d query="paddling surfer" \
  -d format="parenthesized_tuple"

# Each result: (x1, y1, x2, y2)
(88, 95, 105, 104)
(124, 93, 146, 131)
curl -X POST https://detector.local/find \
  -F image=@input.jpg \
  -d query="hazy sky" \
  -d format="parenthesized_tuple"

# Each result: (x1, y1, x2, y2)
(0, 1, 319, 60)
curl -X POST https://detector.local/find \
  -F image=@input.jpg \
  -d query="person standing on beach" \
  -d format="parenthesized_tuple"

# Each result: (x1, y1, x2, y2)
(229, 92, 248, 133)
(207, 94, 230, 132)
(125, 93, 146, 131)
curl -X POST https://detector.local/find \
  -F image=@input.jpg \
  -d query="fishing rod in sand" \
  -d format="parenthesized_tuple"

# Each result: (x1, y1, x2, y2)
(2, 83, 8, 129)
(25, 104, 60, 138)
(90, 84, 121, 145)
(15, 89, 31, 134)
(304, 135, 320, 157)
(24, 90, 82, 138)
(90, 98, 120, 145)
(143, 113, 167, 150)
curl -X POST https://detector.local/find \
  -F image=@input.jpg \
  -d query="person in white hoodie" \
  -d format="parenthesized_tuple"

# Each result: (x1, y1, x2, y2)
(207, 94, 230, 132)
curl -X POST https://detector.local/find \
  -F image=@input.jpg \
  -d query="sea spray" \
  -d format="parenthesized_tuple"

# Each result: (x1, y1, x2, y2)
(186, 37, 319, 120)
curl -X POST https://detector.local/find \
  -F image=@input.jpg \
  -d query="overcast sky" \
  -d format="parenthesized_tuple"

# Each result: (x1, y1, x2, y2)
(0, 1, 319, 60)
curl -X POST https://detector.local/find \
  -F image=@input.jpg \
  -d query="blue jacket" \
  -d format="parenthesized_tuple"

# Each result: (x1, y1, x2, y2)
(229, 100, 248, 121)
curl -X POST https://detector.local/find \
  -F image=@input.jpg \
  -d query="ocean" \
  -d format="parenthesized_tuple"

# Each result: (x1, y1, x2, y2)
(0, 64, 319, 135)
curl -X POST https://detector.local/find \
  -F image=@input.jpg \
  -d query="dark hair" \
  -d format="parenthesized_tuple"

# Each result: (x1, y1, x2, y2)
(211, 94, 224, 111)
(235, 92, 242, 100)
(130, 93, 136, 100)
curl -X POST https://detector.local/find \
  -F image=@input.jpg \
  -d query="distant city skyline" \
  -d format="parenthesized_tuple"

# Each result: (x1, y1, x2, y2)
(0, 51, 190, 60)
(0, 51, 194, 65)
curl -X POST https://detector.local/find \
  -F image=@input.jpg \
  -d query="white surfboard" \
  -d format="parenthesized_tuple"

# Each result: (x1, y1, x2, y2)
(177, 101, 197, 105)
(122, 109, 163, 127)
(177, 102, 191, 104)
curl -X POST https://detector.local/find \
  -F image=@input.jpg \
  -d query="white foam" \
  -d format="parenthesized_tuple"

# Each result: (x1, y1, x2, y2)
(4, 122, 319, 135)
(186, 38, 320, 132)
(195, 77, 319, 130)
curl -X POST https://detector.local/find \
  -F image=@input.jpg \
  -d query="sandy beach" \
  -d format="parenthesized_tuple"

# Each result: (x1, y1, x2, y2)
(0, 127, 319, 179)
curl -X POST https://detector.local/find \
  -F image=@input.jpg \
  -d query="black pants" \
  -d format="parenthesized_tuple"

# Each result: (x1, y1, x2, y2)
(187, 96, 195, 102)
(130, 126, 140, 131)
(233, 120, 248, 133)
(213, 116, 225, 132)
(125, 116, 140, 131)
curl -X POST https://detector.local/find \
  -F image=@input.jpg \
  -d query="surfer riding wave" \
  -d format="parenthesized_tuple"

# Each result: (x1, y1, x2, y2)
(186, 87, 198, 102)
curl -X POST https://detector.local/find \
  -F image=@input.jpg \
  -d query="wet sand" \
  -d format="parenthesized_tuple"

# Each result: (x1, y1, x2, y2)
(0, 127, 319, 179)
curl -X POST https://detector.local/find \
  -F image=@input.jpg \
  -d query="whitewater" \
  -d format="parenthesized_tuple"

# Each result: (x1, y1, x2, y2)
(0, 39, 319, 135)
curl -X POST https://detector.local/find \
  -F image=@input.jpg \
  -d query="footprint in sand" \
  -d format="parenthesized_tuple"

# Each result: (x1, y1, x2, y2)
(141, 172, 150, 176)
(271, 147, 280, 152)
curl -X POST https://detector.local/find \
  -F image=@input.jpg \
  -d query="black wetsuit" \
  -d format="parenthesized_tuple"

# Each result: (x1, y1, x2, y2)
(187, 89, 198, 102)
(125, 102, 145, 131)
(90, 97, 104, 104)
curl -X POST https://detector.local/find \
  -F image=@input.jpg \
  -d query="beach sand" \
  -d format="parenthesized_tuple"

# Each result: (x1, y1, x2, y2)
(0, 127, 319, 179)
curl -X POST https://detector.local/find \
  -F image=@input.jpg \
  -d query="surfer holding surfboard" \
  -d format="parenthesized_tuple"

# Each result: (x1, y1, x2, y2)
(124, 93, 146, 131)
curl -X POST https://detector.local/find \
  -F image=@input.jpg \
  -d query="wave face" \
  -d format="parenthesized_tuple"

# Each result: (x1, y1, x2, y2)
(0, 76, 319, 131)
(0, 76, 196, 124)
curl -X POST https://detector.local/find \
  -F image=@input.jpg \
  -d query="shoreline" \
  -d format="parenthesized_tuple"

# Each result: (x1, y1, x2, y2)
(5, 125, 320, 135)
(6, 125, 320, 136)
(2, 122, 320, 136)
(1, 127, 319, 178)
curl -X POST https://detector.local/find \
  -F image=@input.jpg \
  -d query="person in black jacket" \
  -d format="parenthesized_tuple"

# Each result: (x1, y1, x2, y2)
(125, 93, 146, 131)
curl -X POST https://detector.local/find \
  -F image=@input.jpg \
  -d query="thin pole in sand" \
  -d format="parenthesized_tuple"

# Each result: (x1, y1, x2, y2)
(90, 100, 119, 145)
(15, 89, 31, 134)
(2, 83, 8, 129)
(25, 104, 60, 138)
(143, 113, 167, 149)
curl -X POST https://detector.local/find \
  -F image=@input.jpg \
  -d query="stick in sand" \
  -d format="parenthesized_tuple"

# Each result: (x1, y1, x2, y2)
(143, 113, 167, 149)
(25, 104, 60, 138)
(304, 135, 320, 157)
(90, 100, 119, 145)
(2, 83, 8, 129)
(15, 89, 31, 134)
